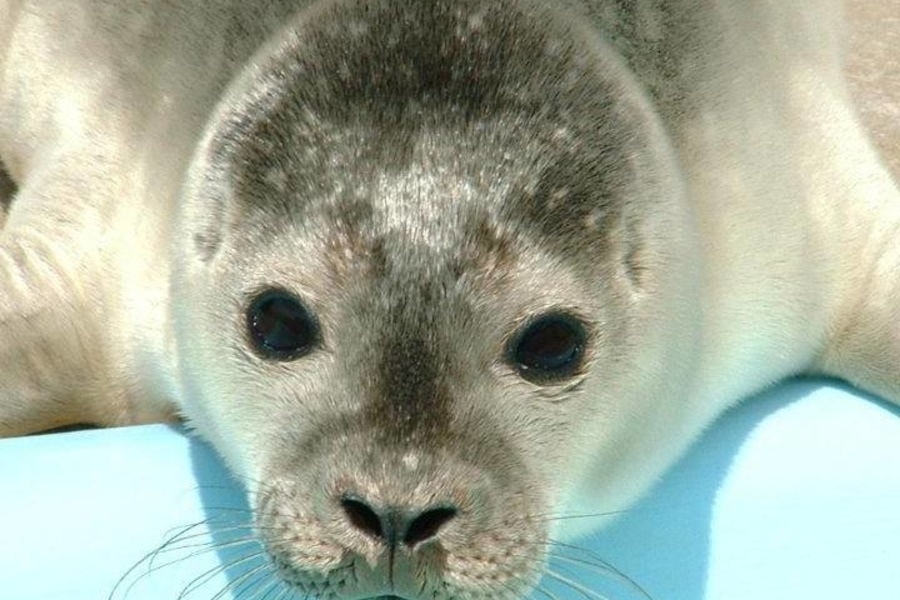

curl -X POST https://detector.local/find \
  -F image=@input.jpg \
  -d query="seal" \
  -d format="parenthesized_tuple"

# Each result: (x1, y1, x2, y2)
(1, 1, 898, 598)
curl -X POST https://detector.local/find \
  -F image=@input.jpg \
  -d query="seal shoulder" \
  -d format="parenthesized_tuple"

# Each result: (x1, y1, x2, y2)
(844, 0, 900, 178)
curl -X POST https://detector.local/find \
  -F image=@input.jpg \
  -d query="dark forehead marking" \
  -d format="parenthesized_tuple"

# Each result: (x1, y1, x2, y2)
(223, 0, 643, 277)
(502, 136, 631, 265)
(368, 327, 450, 443)
(362, 277, 462, 445)
(226, 0, 629, 211)
(295, 0, 560, 125)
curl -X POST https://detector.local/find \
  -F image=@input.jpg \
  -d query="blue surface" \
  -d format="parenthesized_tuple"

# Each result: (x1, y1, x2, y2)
(1, 378, 899, 599)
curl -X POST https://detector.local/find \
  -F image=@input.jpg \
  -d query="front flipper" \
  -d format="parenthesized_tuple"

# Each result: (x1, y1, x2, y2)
(816, 199, 900, 406)
(0, 210, 111, 436)
(0, 169, 152, 437)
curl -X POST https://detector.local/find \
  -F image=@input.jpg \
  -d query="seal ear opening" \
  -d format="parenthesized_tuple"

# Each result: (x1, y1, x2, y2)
(184, 174, 231, 263)
(621, 216, 648, 289)
(0, 157, 17, 229)
(191, 224, 225, 263)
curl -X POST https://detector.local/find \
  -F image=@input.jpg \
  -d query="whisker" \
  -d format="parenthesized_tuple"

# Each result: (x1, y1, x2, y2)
(177, 549, 269, 600)
(151, 522, 284, 551)
(230, 563, 281, 600)
(531, 582, 564, 600)
(153, 521, 253, 544)
(455, 533, 648, 600)
(503, 577, 542, 600)
(547, 543, 641, 577)
(539, 510, 629, 522)
(546, 542, 652, 600)
(249, 577, 292, 600)
(152, 535, 263, 569)
(194, 505, 256, 515)
(159, 520, 218, 543)
(542, 569, 611, 600)
(208, 562, 273, 600)
(272, 583, 300, 600)
(144, 526, 262, 577)
(109, 518, 218, 600)
(148, 531, 256, 557)
(147, 521, 242, 569)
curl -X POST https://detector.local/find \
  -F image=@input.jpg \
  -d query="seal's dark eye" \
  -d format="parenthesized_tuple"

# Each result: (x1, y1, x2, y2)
(508, 313, 586, 383)
(246, 290, 319, 361)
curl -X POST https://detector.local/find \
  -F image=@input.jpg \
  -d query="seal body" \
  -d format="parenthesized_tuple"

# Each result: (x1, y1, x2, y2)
(1, 1, 898, 598)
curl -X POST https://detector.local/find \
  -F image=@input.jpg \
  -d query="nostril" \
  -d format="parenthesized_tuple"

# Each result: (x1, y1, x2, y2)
(404, 506, 458, 546)
(341, 496, 384, 540)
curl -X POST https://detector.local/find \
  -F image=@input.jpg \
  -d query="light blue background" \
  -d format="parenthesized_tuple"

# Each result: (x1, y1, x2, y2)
(1, 378, 899, 599)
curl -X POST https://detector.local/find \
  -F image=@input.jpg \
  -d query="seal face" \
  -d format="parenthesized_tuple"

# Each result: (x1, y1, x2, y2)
(170, 1, 694, 597)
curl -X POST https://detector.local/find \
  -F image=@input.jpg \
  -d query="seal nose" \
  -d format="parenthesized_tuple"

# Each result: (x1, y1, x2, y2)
(340, 496, 458, 547)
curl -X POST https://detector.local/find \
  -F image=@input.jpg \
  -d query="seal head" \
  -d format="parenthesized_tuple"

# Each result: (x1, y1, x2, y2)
(171, 0, 700, 598)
